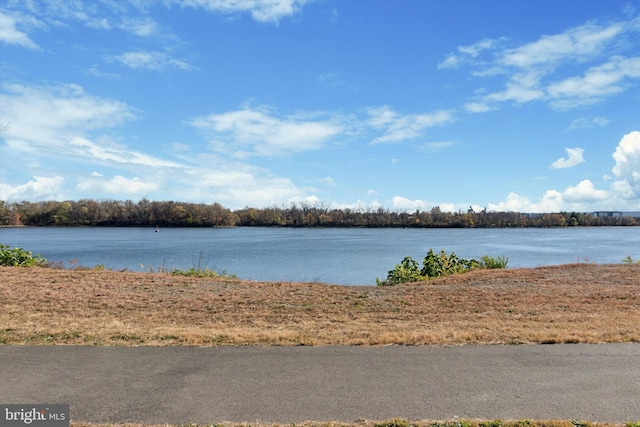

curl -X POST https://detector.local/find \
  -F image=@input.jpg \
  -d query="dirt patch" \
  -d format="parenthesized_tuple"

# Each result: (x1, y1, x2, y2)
(1, 264, 639, 346)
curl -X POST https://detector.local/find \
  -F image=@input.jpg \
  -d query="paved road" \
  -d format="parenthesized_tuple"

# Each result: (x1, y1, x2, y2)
(1, 344, 639, 424)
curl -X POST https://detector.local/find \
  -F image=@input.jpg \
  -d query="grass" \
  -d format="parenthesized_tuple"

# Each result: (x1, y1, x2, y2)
(1, 263, 639, 346)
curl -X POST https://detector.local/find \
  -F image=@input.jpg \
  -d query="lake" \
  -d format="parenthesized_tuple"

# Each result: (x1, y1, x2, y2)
(0, 227, 638, 285)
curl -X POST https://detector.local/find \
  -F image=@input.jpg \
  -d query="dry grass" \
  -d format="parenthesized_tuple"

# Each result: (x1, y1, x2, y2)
(1, 264, 639, 346)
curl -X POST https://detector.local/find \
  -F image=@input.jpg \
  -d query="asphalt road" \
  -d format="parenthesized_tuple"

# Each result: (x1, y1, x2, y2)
(1, 344, 639, 424)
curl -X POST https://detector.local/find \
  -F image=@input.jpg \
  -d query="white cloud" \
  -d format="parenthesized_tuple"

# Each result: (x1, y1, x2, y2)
(500, 22, 624, 69)
(484, 71, 546, 104)
(190, 107, 343, 157)
(443, 16, 640, 110)
(113, 51, 195, 71)
(566, 116, 610, 130)
(612, 130, 640, 192)
(488, 190, 563, 213)
(438, 38, 504, 69)
(318, 176, 336, 187)
(391, 196, 427, 212)
(366, 106, 454, 144)
(0, 83, 136, 152)
(563, 179, 609, 202)
(176, 0, 308, 24)
(0, 176, 65, 201)
(551, 147, 585, 169)
(488, 178, 624, 213)
(76, 175, 159, 195)
(119, 17, 160, 37)
(548, 56, 640, 108)
(178, 166, 309, 208)
(69, 137, 183, 169)
(464, 102, 493, 113)
(0, 11, 41, 49)
(422, 140, 458, 152)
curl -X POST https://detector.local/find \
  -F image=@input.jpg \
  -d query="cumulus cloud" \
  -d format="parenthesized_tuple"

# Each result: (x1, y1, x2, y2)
(563, 179, 609, 202)
(551, 147, 585, 169)
(488, 180, 615, 212)
(0, 83, 135, 146)
(189, 107, 343, 157)
(0, 176, 65, 201)
(612, 130, 640, 192)
(76, 175, 159, 195)
(391, 196, 427, 211)
(488, 190, 563, 213)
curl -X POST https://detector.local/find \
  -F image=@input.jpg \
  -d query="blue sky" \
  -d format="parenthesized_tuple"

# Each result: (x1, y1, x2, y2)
(1, 0, 639, 213)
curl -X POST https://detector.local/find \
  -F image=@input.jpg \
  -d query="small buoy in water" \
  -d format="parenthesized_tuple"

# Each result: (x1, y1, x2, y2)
(155, 226, 159, 232)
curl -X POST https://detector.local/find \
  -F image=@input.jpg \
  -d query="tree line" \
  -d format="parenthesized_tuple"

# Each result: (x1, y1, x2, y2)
(1, 199, 638, 228)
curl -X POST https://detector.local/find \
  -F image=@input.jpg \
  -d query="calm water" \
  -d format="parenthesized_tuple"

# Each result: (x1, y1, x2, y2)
(1, 227, 638, 285)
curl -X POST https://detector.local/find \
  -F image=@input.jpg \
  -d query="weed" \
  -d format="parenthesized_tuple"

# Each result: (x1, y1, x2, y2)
(479, 255, 509, 269)
(376, 419, 414, 427)
(171, 252, 237, 278)
(622, 255, 640, 264)
(171, 267, 237, 279)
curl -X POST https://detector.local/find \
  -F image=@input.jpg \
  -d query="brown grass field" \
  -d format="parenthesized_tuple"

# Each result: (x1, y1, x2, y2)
(1, 263, 639, 346)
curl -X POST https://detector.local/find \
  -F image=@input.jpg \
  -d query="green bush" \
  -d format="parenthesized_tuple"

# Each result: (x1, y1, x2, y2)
(479, 255, 509, 269)
(0, 244, 47, 267)
(377, 249, 508, 286)
(376, 256, 426, 286)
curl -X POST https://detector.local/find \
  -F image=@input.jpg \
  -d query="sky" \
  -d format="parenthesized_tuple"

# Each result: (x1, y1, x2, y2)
(1, 0, 639, 213)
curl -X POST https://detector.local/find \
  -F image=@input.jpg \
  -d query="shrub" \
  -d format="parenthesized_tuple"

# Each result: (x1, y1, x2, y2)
(376, 256, 426, 286)
(0, 244, 47, 267)
(422, 248, 479, 278)
(479, 255, 509, 269)
(377, 249, 508, 286)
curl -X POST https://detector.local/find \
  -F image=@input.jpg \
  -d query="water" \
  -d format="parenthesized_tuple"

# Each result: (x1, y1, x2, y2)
(1, 227, 638, 285)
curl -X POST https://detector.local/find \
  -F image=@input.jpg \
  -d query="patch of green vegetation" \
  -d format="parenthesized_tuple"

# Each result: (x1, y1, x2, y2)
(375, 419, 415, 427)
(110, 333, 143, 343)
(0, 244, 47, 267)
(24, 332, 82, 344)
(622, 255, 640, 264)
(376, 249, 508, 286)
(171, 267, 237, 279)
(479, 255, 509, 269)
(170, 251, 237, 279)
